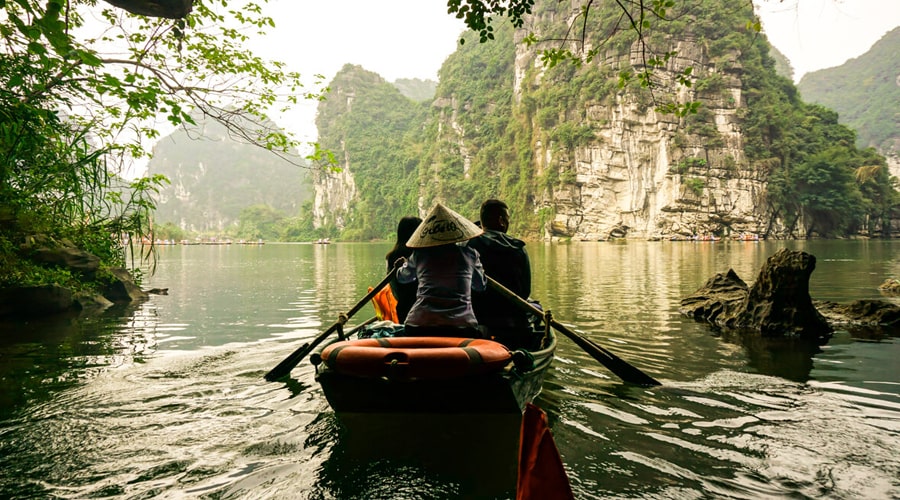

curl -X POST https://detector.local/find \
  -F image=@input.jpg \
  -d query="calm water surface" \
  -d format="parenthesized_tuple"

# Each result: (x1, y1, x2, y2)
(0, 240, 898, 499)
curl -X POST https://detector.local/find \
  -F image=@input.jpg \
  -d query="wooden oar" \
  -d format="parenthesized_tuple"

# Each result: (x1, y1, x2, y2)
(487, 276, 661, 386)
(264, 265, 397, 381)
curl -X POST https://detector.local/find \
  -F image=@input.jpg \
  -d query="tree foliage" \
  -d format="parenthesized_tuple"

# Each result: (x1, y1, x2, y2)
(1, 0, 323, 288)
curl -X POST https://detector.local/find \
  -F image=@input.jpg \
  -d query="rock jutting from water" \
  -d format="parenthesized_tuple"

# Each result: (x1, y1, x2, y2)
(680, 248, 900, 339)
(680, 248, 832, 340)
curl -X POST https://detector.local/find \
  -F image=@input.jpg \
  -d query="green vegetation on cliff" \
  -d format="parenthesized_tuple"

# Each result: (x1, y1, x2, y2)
(316, 65, 431, 240)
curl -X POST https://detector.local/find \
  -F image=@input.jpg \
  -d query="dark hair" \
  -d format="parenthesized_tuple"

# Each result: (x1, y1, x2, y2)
(480, 199, 508, 223)
(386, 216, 422, 264)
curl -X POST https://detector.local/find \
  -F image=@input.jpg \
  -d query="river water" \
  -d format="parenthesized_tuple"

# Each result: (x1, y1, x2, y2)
(0, 240, 898, 499)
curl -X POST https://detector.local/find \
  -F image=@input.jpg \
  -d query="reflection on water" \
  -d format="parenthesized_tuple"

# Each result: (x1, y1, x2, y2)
(0, 241, 898, 498)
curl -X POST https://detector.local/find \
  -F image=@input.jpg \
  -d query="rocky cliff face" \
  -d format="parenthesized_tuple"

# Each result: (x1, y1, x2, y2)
(514, 5, 788, 240)
(416, 1, 792, 241)
(312, 155, 357, 229)
(312, 87, 359, 230)
(528, 45, 775, 240)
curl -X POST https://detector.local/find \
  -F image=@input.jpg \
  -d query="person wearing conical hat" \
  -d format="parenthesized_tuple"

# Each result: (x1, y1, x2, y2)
(396, 203, 486, 337)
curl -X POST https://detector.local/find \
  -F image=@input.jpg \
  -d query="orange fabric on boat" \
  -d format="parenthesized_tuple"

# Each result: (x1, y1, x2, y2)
(320, 337, 512, 379)
(368, 285, 399, 323)
(517, 403, 574, 500)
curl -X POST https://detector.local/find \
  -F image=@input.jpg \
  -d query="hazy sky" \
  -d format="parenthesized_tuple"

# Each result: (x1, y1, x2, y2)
(252, 0, 899, 142)
(756, 0, 900, 80)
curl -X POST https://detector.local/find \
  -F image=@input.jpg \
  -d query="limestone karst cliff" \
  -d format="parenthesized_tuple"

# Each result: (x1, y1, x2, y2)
(505, 1, 774, 240)
(150, 115, 312, 233)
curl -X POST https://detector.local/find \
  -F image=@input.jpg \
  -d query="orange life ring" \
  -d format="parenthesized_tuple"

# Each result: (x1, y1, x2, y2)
(319, 337, 513, 380)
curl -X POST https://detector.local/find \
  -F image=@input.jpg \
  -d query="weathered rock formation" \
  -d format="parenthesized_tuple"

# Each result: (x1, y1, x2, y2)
(815, 299, 900, 327)
(681, 249, 900, 339)
(680, 249, 832, 339)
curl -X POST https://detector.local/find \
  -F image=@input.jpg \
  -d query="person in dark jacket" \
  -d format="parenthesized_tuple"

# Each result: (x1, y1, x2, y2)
(467, 199, 532, 338)
(386, 216, 422, 323)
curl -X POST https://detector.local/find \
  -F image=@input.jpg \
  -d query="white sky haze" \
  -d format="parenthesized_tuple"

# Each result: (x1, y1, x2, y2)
(756, 0, 900, 82)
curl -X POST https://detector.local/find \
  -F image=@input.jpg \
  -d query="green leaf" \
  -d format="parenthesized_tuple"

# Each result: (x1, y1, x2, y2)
(27, 41, 46, 55)
(76, 49, 103, 67)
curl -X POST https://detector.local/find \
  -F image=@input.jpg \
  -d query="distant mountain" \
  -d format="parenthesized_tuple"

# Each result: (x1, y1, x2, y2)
(768, 44, 793, 81)
(798, 27, 900, 155)
(148, 115, 313, 233)
(392, 78, 438, 101)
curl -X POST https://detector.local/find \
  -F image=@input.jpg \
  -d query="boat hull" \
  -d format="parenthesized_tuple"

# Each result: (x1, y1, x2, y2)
(313, 329, 556, 416)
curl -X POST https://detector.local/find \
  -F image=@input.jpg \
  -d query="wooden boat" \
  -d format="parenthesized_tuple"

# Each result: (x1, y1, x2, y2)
(263, 274, 655, 495)
(308, 324, 557, 494)
(310, 326, 557, 417)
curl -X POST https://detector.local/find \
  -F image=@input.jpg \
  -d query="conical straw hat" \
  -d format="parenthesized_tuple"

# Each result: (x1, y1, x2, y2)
(406, 203, 483, 248)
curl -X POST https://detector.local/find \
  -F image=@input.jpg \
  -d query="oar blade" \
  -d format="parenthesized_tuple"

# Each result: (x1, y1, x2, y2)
(584, 336, 661, 386)
(485, 276, 660, 386)
(264, 342, 311, 381)
(551, 320, 660, 386)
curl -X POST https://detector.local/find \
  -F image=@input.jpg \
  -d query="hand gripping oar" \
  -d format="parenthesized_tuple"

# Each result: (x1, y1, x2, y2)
(264, 262, 399, 381)
(487, 276, 661, 386)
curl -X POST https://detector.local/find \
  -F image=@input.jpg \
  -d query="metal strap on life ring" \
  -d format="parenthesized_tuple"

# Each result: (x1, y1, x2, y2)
(319, 337, 513, 380)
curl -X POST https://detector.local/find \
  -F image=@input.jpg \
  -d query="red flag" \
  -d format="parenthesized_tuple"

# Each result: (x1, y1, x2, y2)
(517, 403, 574, 500)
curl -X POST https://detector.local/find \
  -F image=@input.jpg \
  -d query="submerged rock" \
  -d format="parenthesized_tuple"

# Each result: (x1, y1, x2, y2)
(101, 267, 149, 303)
(816, 299, 900, 327)
(878, 278, 900, 294)
(682, 249, 900, 340)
